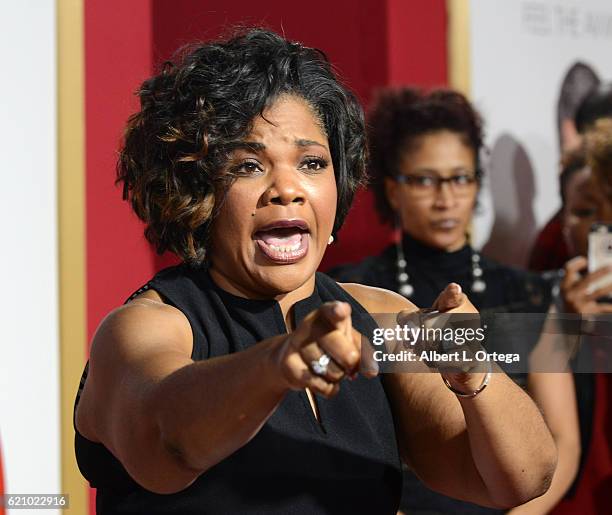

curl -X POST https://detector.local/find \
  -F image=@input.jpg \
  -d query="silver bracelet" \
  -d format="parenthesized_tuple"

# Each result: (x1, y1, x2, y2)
(442, 365, 492, 398)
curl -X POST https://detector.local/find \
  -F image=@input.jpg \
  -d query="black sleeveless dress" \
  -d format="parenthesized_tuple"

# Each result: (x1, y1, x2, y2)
(74, 263, 402, 514)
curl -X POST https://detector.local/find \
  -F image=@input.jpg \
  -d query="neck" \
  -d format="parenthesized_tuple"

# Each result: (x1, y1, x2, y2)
(207, 264, 316, 331)
(277, 277, 317, 331)
(444, 235, 468, 252)
(403, 232, 469, 253)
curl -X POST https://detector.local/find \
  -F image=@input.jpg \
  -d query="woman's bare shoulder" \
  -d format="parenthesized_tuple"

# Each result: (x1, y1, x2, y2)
(337, 282, 419, 313)
(94, 288, 194, 359)
(76, 288, 194, 443)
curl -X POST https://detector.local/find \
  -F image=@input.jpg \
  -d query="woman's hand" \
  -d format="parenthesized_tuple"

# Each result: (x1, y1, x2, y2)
(561, 256, 612, 314)
(434, 283, 489, 394)
(271, 301, 363, 398)
(399, 283, 487, 394)
(431, 282, 469, 312)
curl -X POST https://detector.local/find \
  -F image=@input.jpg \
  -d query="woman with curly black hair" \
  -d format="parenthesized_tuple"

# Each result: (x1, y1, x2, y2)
(74, 30, 556, 514)
(330, 88, 579, 515)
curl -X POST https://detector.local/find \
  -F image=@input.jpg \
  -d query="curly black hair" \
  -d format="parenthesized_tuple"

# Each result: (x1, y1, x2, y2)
(367, 88, 485, 225)
(116, 28, 367, 264)
(575, 82, 612, 134)
(585, 118, 612, 200)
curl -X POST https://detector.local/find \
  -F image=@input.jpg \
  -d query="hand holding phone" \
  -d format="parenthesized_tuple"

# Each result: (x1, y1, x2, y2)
(561, 225, 612, 313)
(588, 223, 612, 303)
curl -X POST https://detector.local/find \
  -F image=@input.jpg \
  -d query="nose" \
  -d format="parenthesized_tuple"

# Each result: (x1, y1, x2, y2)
(432, 181, 456, 209)
(260, 167, 306, 206)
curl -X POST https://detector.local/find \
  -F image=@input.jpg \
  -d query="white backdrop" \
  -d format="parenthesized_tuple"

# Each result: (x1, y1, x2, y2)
(469, 0, 612, 266)
(0, 0, 60, 513)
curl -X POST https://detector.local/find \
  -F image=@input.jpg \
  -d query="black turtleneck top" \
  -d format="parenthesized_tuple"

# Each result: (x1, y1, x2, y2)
(74, 264, 402, 514)
(329, 234, 553, 314)
(328, 234, 555, 515)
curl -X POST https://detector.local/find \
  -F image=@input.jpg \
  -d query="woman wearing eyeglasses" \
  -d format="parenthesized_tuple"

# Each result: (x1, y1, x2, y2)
(330, 88, 580, 515)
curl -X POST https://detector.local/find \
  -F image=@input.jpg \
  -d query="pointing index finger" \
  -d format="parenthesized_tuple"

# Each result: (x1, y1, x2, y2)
(319, 301, 352, 331)
(433, 283, 463, 311)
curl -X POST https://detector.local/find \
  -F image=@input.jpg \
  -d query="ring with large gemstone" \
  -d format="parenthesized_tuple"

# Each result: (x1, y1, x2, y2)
(311, 353, 331, 376)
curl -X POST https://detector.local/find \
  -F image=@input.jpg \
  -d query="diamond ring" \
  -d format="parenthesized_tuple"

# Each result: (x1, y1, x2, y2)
(311, 353, 331, 376)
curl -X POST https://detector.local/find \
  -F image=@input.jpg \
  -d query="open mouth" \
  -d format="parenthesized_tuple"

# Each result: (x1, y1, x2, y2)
(253, 220, 310, 264)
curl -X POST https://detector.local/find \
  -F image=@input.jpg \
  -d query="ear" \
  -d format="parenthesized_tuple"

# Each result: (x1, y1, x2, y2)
(384, 177, 400, 212)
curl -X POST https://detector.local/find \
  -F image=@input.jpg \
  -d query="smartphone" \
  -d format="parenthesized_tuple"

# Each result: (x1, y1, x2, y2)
(588, 223, 612, 303)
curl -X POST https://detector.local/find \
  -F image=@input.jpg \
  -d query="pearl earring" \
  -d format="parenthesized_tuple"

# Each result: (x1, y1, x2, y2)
(328, 235, 334, 245)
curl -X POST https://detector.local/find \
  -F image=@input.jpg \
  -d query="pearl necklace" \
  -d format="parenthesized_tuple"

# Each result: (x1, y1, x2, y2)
(395, 236, 487, 298)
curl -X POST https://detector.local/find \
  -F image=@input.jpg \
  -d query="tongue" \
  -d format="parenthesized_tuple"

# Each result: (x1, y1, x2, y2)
(258, 228, 302, 246)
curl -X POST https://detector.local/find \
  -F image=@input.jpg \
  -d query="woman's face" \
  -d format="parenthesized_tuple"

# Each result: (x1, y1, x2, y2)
(384, 130, 478, 251)
(208, 95, 337, 298)
(564, 167, 606, 257)
(593, 168, 612, 220)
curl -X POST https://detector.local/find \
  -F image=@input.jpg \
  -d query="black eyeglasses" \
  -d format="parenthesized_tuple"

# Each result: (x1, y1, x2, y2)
(394, 173, 477, 197)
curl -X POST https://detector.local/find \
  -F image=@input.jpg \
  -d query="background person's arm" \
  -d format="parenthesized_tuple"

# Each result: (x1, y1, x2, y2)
(507, 372, 580, 515)
(75, 295, 360, 494)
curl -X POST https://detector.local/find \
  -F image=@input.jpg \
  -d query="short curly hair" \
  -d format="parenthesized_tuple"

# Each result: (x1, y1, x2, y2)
(585, 118, 612, 199)
(116, 28, 367, 264)
(367, 88, 485, 225)
(575, 82, 612, 134)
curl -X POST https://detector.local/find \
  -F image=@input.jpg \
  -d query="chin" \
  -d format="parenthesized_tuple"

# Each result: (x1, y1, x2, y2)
(430, 232, 465, 251)
(255, 261, 318, 295)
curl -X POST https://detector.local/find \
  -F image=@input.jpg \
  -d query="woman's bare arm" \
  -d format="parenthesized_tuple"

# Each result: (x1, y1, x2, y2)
(76, 293, 362, 494)
(507, 373, 580, 514)
(385, 370, 555, 509)
(76, 297, 288, 494)
(341, 283, 558, 510)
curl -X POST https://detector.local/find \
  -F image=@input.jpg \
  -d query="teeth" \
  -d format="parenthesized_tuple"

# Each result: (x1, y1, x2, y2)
(269, 243, 300, 252)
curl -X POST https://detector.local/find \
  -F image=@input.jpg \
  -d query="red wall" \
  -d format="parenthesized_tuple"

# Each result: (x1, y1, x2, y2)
(85, 0, 156, 338)
(386, 0, 448, 87)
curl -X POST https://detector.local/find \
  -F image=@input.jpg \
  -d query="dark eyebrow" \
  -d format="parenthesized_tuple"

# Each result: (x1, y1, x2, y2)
(410, 167, 475, 176)
(227, 141, 266, 152)
(295, 138, 327, 149)
(410, 168, 440, 176)
(227, 139, 327, 153)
